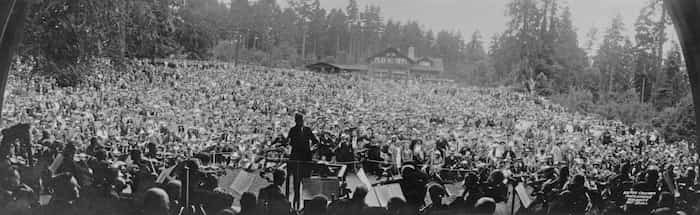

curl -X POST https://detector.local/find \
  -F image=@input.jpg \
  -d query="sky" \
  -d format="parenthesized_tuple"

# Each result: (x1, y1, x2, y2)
(276, 0, 675, 50)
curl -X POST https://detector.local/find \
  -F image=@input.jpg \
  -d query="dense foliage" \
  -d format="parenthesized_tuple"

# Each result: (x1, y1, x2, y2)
(19, 0, 468, 75)
(478, 0, 694, 145)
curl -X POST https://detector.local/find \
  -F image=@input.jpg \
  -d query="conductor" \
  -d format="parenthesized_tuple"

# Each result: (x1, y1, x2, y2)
(286, 113, 319, 209)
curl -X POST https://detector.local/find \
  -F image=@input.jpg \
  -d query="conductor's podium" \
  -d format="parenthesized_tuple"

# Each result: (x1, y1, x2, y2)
(301, 177, 341, 200)
(298, 162, 348, 200)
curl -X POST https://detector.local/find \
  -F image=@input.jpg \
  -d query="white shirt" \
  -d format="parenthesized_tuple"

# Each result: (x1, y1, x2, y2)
(551, 146, 563, 163)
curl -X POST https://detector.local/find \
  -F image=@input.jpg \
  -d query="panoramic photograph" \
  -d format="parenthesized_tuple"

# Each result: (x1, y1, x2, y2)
(1, 0, 700, 215)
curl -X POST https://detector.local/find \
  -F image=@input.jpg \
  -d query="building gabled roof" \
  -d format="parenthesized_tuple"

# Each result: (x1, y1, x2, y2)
(306, 62, 367, 72)
(366, 48, 416, 64)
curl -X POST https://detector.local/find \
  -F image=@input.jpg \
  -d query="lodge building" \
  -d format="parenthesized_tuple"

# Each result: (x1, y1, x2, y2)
(306, 47, 444, 80)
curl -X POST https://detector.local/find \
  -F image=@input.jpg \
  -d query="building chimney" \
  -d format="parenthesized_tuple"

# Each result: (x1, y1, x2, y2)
(408, 46, 416, 60)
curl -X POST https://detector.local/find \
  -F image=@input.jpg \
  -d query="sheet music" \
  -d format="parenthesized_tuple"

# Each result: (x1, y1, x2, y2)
(443, 183, 460, 197)
(302, 178, 340, 200)
(516, 183, 533, 208)
(230, 170, 255, 194)
(48, 154, 64, 174)
(156, 166, 175, 184)
(374, 184, 404, 207)
(356, 168, 373, 189)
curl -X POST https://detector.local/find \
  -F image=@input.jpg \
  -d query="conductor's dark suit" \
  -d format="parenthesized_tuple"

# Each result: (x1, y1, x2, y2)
(286, 124, 318, 208)
(288, 125, 316, 162)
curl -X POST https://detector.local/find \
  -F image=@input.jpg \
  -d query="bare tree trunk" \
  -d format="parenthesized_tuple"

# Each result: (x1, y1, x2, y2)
(608, 65, 613, 98)
(549, 0, 557, 32)
(235, 33, 241, 66)
(313, 34, 317, 61)
(252, 36, 257, 50)
(658, 5, 667, 70)
(641, 76, 646, 103)
(651, 4, 667, 104)
(120, 25, 126, 58)
(521, 0, 531, 84)
(540, 0, 549, 53)
(348, 26, 353, 63)
(301, 24, 307, 63)
(120, 1, 127, 59)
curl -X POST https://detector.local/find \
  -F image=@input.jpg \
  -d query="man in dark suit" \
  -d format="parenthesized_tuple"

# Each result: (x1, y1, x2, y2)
(286, 113, 319, 209)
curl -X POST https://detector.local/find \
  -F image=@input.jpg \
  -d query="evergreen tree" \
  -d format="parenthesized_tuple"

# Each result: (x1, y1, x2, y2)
(595, 14, 628, 97)
(465, 31, 486, 63)
(654, 43, 687, 109)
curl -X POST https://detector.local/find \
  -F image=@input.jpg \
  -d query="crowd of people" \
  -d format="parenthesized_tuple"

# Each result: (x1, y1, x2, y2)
(0, 59, 698, 215)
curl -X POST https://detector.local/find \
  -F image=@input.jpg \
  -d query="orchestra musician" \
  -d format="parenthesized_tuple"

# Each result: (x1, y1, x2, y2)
(316, 132, 336, 162)
(0, 166, 35, 215)
(409, 140, 425, 164)
(86, 137, 103, 157)
(145, 142, 159, 160)
(285, 113, 319, 209)
(401, 143, 414, 164)
(129, 149, 157, 199)
(334, 135, 354, 164)
(0, 136, 15, 173)
(428, 149, 445, 179)
(89, 149, 121, 192)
